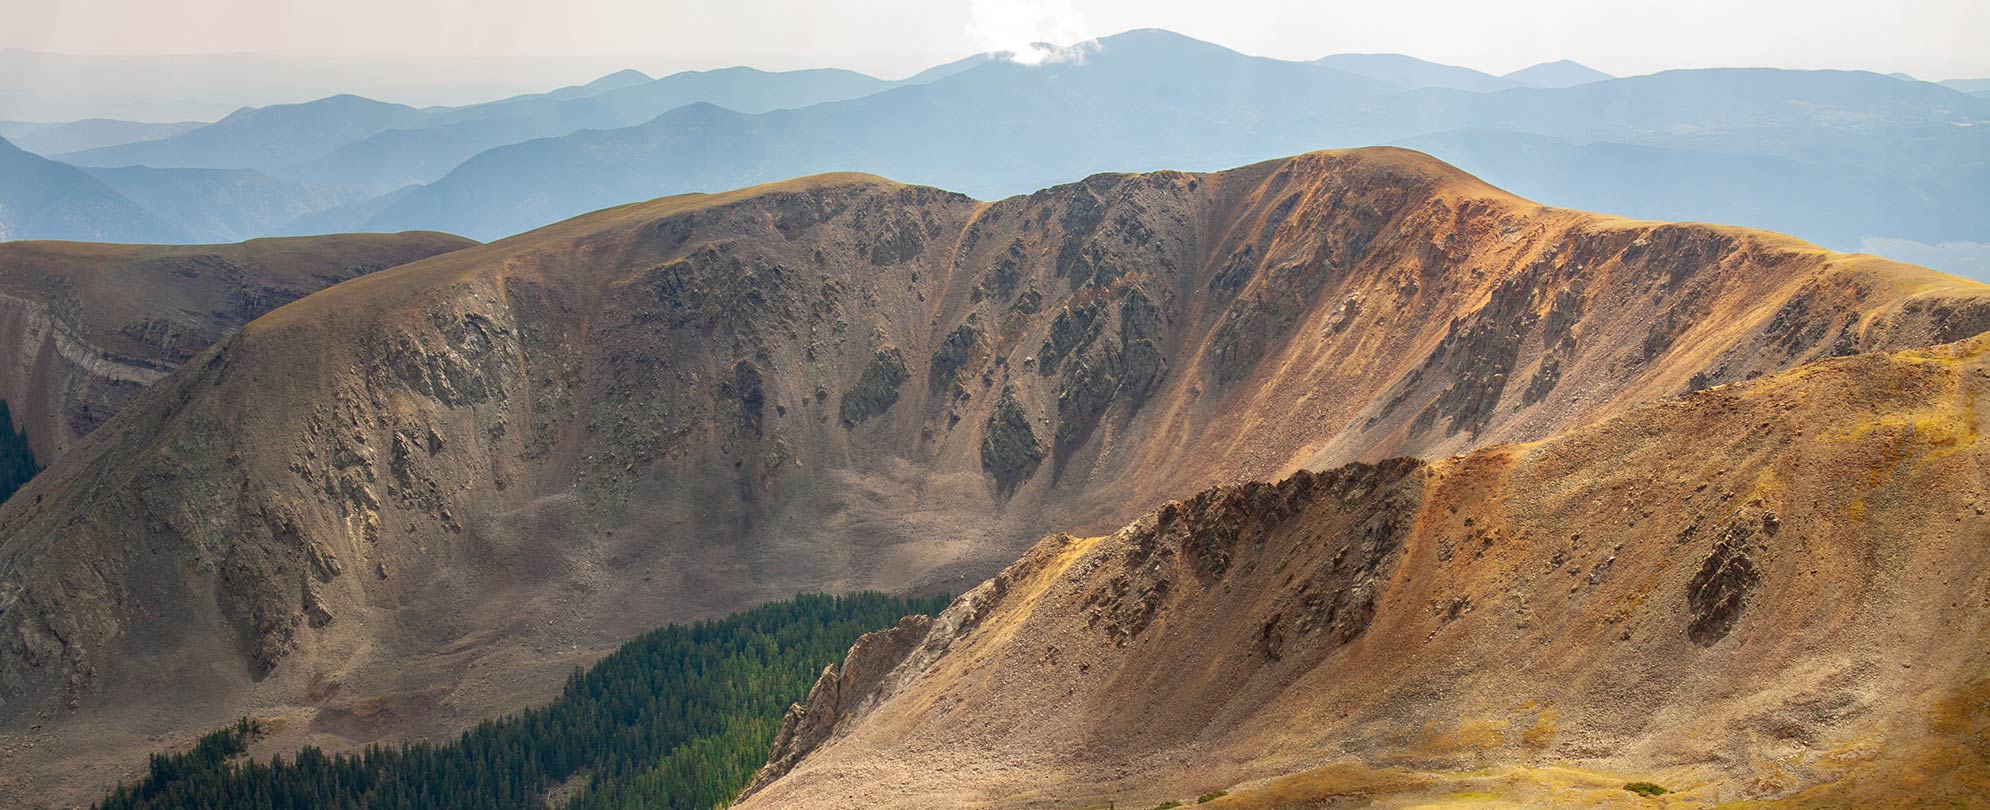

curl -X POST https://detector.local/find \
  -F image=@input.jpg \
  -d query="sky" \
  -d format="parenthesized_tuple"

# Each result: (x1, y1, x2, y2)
(1, 0, 1985, 120)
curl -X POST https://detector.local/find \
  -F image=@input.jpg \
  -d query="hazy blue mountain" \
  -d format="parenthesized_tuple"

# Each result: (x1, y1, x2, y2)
(14, 63, 941, 230)
(17, 28, 1985, 276)
(0, 136, 189, 242)
(1857, 237, 1990, 283)
(0, 119, 203, 156)
(272, 184, 424, 236)
(1397, 129, 1990, 250)
(357, 103, 864, 238)
(85, 165, 363, 242)
(352, 29, 1990, 266)
(1316, 53, 1519, 91)
(1302, 68, 1988, 151)
(482, 68, 653, 105)
(1941, 78, 1990, 94)
(281, 66, 926, 194)
(360, 29, 1394, 238)
(1502, 59, 1613, 87)
(543, 66, 896, 121)
(282, 114, 600, 195)
(58, 94, 430, 171)
(895, 53, 996, 84)
(417, 65, 894, 129)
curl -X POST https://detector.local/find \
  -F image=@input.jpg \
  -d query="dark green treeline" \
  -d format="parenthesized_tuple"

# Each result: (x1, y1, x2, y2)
(97, 592, 949, 810)
(0, 401, 38, 505)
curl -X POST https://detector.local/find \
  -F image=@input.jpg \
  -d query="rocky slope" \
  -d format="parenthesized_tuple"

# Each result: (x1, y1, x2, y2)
(738, 333, 1990, 808)
(2, 148, 1987, 804)
(0, 232, 474, 464)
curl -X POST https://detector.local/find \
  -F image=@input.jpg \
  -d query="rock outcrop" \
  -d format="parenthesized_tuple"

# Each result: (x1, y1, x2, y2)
(737, 334, 1990, 808)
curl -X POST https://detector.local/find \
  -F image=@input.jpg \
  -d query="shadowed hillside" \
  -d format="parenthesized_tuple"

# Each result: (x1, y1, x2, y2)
(1, 149, 1986, 805)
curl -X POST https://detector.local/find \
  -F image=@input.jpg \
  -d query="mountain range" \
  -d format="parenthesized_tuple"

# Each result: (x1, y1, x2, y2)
(0, 118, 200, 156)
(2, 147, 1987, 806)
(349, 32, 1988, 262)
(2, 30, 1985, 281)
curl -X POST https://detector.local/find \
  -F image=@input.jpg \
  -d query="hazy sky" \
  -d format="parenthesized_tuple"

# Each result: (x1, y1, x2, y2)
(1, 0, 1985, 120)
(5, 0, 1985, 77)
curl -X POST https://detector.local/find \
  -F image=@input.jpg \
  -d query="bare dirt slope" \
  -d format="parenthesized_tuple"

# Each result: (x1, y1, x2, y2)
(0, 232, 475, 462)
(1, 149, 1986, 805)
(739, 334, 1990, 808)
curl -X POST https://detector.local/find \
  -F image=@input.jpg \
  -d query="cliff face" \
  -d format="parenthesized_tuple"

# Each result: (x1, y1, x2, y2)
(0, 233, 474, 463)
(2, 149, 1986, 804)
(738, 335, 1990, 808)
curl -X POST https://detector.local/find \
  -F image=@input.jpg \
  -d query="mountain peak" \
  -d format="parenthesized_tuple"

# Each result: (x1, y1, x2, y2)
(587, 68, 652, 88)
(1090, 28, 1245, 57)
(1502, 58, 1613, 87)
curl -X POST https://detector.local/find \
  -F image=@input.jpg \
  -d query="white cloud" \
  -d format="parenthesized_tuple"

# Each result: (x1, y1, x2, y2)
(968, 0, 1096, 65)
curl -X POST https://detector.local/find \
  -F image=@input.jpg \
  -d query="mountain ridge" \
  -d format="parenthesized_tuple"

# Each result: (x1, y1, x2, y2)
(344, 32, 1990, 266)
(1502, 58, 1613, 87)
(739, 330, 1990, 807)
(1, 149, 1986, 805)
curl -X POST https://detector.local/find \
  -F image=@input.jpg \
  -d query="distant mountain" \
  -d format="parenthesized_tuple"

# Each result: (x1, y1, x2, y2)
(271, 183, 423, 236)
(17, 30, 1988, 271)
(354, 31, 1990, 259)
(487, 67, 652, 104)
(285, 66, 911, 194)
(471, 65, 897, 124)
(1943, 78, 1990, 97)
(283, 115, 588, 195)
(58, 94, 431, 171)
(49, 64, 928, 199)
(361, 29, 1395, 238)
(1316, 53, 1518, 91)
(1396, 129, 1990, 252)
(1502, 59, 1613, 87)
(85, 165, 365, 242)
(0, 135, 188, 242)
(0, 119, 202, 155)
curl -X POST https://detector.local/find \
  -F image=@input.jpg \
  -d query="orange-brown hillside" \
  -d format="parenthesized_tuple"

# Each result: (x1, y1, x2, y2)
(0, 232, 475, 461)
(1, 149, 1985, 806)
(739, 333, 1990, 808)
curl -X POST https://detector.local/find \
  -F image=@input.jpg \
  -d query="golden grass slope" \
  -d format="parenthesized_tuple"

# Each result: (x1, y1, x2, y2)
(738, 335, 1990, 808)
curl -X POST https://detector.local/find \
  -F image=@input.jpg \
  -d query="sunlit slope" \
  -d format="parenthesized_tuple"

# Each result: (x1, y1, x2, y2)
(740, 334, 1990, 808)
